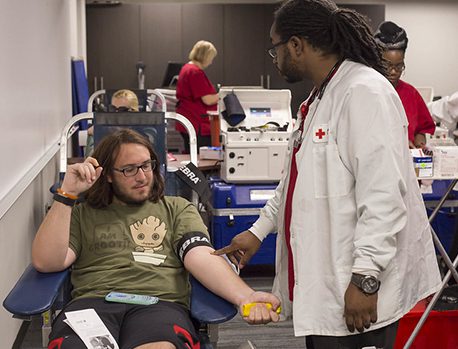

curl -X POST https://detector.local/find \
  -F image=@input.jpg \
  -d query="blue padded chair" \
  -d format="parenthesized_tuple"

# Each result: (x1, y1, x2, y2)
(3, 265, 237, 348)
(93, 111, 168, 168)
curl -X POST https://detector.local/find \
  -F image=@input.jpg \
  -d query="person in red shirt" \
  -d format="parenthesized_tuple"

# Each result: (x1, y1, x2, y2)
(375, 21, 435, 148)
(176, 40, 219, 153)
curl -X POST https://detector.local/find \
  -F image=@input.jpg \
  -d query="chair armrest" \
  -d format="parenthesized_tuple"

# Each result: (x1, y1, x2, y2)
(190, 275, 237, 324)
(4, 265, 236, 323)
(3, 264, 70, 318)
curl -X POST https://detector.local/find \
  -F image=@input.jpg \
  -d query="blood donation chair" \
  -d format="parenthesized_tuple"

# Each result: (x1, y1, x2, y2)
(3, 96, 237, 348)
(87, 88, 185, 154)
(3, 267, 236, 348)
(78, 89, 167, 157)
(88, 88, 166, 113)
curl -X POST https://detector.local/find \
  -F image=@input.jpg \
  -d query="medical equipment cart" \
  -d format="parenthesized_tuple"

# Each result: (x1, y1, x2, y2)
(211, 180, 278, 265)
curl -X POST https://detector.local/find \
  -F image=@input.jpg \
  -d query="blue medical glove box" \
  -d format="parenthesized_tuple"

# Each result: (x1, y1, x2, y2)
(211, 180, 278, 265)
(422, 180, 457, 253)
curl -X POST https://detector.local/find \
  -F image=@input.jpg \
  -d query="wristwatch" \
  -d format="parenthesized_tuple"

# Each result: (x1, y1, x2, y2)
(351, 273, 380, 295)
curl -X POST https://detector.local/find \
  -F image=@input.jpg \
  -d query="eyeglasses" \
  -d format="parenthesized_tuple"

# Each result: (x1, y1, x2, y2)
(108, 105, 134, 112)
(387, 63, 405, 73)
(267, 38, 290, 59)
(113, 159, 156, 177)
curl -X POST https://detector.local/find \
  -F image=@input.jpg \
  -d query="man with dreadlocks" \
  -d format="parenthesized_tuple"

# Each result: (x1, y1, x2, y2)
(214, 0, 441, 348)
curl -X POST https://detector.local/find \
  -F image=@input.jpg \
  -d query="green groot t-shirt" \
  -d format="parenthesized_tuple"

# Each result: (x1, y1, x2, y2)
(69, 196, 209, 307)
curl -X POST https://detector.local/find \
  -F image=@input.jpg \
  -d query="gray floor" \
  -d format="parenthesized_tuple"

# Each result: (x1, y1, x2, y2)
(18, 270, 304, 349)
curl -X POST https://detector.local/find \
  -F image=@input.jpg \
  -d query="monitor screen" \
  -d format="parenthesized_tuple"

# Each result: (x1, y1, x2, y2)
(161, 62, 184, 87)
(250, 107, 271, 117)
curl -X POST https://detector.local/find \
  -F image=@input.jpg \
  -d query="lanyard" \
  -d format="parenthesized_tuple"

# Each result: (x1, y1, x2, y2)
(294, 59, 343, 148)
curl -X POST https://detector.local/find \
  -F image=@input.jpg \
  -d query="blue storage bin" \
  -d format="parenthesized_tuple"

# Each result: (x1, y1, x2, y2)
(423, 180, 457, 253)
(426, 207, 456, 253)
(211, 180, 278, 265)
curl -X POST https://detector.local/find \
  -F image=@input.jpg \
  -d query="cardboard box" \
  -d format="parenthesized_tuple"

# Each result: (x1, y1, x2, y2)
(433, 146, 458, 178)
(410, 149, 433, 178)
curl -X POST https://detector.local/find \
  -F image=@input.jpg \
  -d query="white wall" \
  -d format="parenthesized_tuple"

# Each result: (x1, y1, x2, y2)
(0, 1, 86, 347)
(386, 1, 458, 98)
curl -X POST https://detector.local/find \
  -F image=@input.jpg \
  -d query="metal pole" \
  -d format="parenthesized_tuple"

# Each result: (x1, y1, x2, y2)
(403, 253, 458, 348)
(431, 226, 458, 283)
(427, 179, 458, 223)
(403, 179, 458, 348)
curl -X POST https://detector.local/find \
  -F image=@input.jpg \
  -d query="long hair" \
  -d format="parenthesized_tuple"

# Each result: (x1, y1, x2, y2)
(274, 0, 386, 76)
(85, 129, 165, 209)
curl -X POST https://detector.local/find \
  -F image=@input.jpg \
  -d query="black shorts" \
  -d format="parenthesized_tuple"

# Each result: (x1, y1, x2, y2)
(48, 297, 200, 349)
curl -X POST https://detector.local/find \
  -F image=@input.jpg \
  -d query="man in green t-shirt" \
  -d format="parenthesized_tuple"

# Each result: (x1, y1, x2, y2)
(32, 129, 280, 349)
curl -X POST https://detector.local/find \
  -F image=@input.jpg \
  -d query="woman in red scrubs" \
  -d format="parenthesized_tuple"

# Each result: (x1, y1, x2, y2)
(375, 21, 435, 148)
(176, 40, 219, 153)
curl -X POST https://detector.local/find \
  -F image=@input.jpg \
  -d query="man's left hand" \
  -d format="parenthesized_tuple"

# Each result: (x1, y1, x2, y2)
(344, 283, 378, 333)
(240, 291, 281, 325)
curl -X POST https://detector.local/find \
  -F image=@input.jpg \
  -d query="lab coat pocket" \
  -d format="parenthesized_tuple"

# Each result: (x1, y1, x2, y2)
(312, 144, 353, 198)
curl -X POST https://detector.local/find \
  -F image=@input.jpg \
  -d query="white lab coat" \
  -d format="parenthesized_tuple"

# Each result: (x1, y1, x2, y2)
(428, 91, 458, 134)
(250, 60, 441, 337)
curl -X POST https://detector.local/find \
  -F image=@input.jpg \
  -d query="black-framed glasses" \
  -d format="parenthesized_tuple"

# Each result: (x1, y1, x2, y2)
(108, 105, 134, 113)
(267, 38, 290, 59)
(113, 159, 156, 177)
(387, 63, 405, 73)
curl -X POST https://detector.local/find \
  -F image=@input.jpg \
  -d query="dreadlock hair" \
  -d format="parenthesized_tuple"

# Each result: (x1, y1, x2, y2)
(85, 128, 165, 209)
(274, 0, 386, 76)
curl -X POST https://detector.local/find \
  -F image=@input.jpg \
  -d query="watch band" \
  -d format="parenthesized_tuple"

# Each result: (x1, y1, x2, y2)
(351, 273, 380, 295)
(53, 193, 76, 207)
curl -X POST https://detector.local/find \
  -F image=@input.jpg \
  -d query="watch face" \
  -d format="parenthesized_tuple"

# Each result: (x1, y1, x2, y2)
(362, 277, 379, 293)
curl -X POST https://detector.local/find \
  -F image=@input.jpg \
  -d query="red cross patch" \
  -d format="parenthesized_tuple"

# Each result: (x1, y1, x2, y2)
(312, 124, 329, 143)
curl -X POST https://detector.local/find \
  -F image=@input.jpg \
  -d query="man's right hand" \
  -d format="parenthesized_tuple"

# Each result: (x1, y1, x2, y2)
(212, 230, 261, 269)
(61, 157, 103, 196)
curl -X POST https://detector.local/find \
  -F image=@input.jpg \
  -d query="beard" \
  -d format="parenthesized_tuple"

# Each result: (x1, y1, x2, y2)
(278, 50, 303, 83)
(111, 180, 153, 205)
